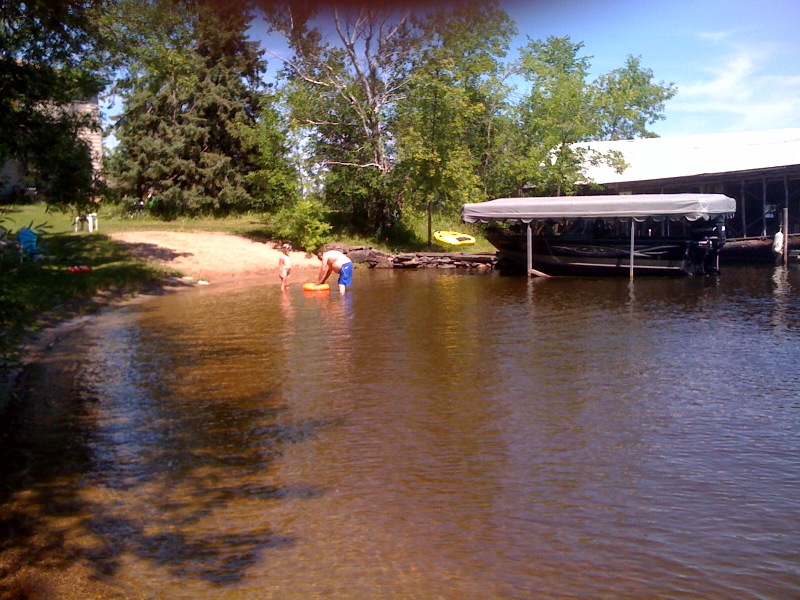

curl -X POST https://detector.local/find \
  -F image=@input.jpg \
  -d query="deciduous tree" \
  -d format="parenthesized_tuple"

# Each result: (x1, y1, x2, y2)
(261, 3, 420, 233)
(595, 55, 677, 140)
(505, 36, 670, 197)
(394, 2, 514, 243)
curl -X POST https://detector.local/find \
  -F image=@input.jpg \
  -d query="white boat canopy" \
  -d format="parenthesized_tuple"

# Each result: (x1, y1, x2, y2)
(462, 193, 736, 224)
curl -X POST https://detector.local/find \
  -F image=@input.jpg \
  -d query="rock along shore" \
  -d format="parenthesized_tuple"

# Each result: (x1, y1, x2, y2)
(324, 244, 498, 271)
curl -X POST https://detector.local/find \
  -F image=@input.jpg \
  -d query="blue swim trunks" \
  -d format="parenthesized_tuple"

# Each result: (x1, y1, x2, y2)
(338, 261, 354, 287)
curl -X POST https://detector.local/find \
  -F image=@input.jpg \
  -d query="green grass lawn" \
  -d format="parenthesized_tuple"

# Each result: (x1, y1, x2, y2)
(1, 201, 496, 251)
(2, 202, 270, 236)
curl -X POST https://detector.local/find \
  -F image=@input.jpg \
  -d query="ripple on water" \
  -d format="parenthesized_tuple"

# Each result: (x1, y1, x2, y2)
(3, 266, 800, 598)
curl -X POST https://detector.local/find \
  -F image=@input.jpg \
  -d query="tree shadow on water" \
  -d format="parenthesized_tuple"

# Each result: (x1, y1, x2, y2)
(0, 353, 341, 595)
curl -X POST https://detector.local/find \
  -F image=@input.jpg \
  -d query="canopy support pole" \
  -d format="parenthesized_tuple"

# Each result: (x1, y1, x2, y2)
(526, 223, 550, 277)
(740, 180, 746, 237)
(784, 206, 790, 267)
(629, 219, 635, 280)
(527, 223, 532, 275)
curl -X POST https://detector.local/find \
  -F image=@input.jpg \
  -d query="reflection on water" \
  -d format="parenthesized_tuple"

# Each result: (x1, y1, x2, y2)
(2, 266, 800, 598)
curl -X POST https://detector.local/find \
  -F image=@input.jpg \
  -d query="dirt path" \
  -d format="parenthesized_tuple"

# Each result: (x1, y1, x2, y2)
(109, 231, 322, 285)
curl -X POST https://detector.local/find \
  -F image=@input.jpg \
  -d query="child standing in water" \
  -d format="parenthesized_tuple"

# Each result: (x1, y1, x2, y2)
(278, 243, 292, 291)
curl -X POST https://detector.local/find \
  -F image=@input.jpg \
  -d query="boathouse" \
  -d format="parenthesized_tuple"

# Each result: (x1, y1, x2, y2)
(579, 128, 800, 240)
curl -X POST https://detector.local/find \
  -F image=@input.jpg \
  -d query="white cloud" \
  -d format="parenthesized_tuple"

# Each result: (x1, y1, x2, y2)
(679, 45, 772, 100)
(664, 37, 800, 133)
(697, 30, 737, 43)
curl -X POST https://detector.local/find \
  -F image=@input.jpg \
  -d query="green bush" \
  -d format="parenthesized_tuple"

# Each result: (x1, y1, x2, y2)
(271, 199, 331, 252)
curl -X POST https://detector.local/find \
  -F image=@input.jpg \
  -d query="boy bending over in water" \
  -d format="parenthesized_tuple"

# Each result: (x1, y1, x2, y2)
(317, 249, 353, 294)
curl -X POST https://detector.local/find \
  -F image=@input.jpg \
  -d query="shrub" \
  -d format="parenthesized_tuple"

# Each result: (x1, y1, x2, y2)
(271, 200, 331, 252)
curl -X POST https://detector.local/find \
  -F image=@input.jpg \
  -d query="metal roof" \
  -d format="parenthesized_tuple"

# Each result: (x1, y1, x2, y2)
(579, 128, 800, 185)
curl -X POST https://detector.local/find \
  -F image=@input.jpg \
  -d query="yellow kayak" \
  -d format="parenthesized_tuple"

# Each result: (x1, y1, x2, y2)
(433, 230, 476, 246)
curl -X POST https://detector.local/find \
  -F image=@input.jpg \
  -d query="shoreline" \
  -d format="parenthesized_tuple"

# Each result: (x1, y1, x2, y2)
(12, 265, 322, 380)
(4, 231, 325, 414)
(4, 230, 495, 413)
(0, 231, 492, 596)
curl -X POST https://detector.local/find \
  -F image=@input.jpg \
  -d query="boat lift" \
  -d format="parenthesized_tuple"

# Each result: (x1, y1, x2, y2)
(463, 194, 737, 279)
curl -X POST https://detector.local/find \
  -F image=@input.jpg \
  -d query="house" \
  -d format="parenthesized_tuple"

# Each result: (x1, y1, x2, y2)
(1, 94, 103, 200)
(579, 128, 800, 239)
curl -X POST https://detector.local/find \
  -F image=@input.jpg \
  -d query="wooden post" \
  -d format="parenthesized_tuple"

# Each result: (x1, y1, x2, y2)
(785, 175, 790, 219)
(740, 180, 746, 237)
(786, 176, 791, 266)
(784, 206, 790, 266)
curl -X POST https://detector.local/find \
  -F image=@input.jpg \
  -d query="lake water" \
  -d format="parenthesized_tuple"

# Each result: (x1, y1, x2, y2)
(2, 266, 800, 599)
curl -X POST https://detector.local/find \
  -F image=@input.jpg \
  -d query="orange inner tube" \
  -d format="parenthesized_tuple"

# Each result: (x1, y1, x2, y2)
(303, 282, 330, 291)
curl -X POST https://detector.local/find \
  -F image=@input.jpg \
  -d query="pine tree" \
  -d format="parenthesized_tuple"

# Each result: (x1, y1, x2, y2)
(110, 1, 291, 217)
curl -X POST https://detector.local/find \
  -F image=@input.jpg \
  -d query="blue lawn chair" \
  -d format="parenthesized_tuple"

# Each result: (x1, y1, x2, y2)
(17, 227, 47, 260)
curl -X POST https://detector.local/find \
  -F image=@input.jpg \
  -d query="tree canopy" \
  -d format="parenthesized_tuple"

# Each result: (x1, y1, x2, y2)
(260, 3, 675, 236)
(107, 0, 298, 217)
(499, 35, 674, 197)
(0, 0, 111, 210)
(4, 0, 678, 239)
(393, 2, 515, 242)
(261, 2, 422, 233)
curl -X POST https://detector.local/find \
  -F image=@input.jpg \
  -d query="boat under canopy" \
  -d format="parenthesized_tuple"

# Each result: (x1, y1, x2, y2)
(462, 194, 737, 278)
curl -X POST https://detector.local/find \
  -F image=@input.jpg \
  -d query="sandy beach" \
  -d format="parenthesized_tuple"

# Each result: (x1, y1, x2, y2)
(108, 230, 322, 285)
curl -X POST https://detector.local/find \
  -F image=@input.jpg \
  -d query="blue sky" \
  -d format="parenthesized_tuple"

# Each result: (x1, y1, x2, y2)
(502, 0, 800, 136)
